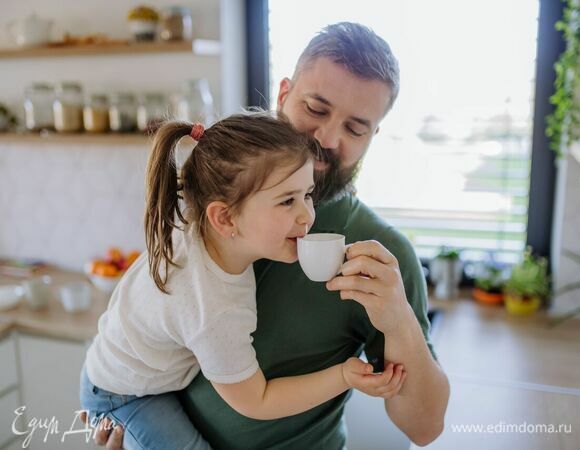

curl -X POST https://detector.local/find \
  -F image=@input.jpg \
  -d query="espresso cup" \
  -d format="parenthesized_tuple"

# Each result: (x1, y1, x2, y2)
(297, 233, 346, 282)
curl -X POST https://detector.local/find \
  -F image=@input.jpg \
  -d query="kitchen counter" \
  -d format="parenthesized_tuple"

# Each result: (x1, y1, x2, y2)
(412, 293, 580, 450)
(0, 267, 108, 342)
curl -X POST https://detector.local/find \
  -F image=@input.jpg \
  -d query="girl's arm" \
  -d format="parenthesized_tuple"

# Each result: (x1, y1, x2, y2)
(211, 357, 371, 420)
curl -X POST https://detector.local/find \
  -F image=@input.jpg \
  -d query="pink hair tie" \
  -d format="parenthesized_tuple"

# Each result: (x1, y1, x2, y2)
(190, 123, 205, 141)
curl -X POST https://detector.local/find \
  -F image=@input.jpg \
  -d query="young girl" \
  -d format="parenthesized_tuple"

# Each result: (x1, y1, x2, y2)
(80, 112, 404, 450)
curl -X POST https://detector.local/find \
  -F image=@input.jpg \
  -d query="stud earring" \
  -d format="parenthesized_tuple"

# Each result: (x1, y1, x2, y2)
(231, 232, 235, 239)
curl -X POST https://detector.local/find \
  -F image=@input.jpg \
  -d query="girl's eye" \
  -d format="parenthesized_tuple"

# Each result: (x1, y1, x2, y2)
(306, 104, 325, 116)
(281, 198, 294, 206)
(305, 192, 313, 200)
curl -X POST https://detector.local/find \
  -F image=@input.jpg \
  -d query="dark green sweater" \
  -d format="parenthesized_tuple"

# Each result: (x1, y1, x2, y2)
(180, 194, 435, 449)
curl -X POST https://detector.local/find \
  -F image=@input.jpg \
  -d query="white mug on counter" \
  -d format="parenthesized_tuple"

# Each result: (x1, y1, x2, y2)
(297, 233, 346, 282)
(59, 281, 92, 313)
(22, 275, 52, 309)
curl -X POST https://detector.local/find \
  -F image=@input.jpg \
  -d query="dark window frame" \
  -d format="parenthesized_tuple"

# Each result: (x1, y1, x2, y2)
(245, 0, 564, 268)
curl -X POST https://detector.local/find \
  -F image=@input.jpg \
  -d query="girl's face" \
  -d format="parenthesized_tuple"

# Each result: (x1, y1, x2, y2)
(234, 160, 315, 263)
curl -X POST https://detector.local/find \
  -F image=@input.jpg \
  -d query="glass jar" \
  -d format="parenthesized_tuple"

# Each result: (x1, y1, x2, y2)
(53, 82, 84, 132)
(175, 79, 215, 126)
(160, 7, 193, 41)
(23, 83, 55, 131)
(83, 94, 110, 133)
(109, 92, 137, 132)
(137, 93, 167, 133)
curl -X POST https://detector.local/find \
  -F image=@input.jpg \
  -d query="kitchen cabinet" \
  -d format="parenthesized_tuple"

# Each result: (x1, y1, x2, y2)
(15, 333, 97, 450)
(0, 333, 22, 449)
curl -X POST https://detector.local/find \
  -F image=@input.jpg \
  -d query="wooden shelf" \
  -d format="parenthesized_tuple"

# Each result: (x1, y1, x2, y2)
(0, 39, 221, 60)
(0, 132, 151, 146)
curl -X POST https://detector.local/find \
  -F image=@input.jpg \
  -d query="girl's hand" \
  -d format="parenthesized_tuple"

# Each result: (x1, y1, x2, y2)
(342, 357, 407, 400)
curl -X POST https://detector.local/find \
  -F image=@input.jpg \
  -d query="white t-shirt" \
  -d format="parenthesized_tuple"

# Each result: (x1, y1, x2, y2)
(85, 223, 259, 396)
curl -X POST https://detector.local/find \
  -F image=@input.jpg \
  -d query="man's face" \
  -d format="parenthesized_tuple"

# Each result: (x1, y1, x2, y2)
(277, 57, 392, 201)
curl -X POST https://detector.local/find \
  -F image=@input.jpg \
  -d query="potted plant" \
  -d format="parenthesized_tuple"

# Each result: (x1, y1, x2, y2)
(429, 247, 463, 299)
(503, 248, 550, 315)
(473, 263, 505, 305)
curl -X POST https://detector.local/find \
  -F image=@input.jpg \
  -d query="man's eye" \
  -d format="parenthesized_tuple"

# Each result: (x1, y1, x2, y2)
(347, 126, 364, 137)
(306, 104, 325, 116)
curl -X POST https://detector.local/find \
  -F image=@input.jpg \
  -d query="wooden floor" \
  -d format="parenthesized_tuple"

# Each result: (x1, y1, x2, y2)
(410, 297, 580, 450)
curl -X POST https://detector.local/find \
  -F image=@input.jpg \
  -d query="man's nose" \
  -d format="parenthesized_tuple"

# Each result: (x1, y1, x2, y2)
(313, 123, 340, 150)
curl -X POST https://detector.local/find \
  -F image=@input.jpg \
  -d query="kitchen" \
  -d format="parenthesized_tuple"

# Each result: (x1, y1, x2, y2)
(1, 0, 579, 449)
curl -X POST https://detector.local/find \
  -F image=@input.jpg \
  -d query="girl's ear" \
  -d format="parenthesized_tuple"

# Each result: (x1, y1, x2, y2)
(206, 201, 236, 238)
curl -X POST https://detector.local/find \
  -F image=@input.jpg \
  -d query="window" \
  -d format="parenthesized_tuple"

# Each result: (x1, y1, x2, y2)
(267, 0, 541, 264)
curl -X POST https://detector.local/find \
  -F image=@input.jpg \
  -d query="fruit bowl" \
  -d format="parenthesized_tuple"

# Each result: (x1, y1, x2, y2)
(85, 248, 141, 295)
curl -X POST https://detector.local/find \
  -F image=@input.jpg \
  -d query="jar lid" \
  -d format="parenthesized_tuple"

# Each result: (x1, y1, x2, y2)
(163, 6, 192, 16)
(111, 92, 136, 102)
(142, 92, 166, 101)
(56, 81, 83, 93)
(88, 94, 108, 103)
(26, 82, 54, 92)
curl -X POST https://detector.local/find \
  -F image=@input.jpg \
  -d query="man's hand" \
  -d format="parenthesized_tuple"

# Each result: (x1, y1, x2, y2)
(341, 357, 406, 399)
(326, 240, 415, 336)
(79, 411, 124, 450)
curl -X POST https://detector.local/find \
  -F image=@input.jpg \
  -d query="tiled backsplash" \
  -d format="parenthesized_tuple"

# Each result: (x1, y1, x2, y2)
(0, 142, 150, 270)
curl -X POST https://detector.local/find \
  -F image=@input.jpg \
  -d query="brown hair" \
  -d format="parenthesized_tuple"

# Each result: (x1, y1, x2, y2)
(295, 22, 400, 111)
(144, 111, 318, 293)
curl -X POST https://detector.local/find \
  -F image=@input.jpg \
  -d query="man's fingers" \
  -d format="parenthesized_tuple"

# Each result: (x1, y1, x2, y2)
(106, 425, 124, 450)
(346, 240, 397, 265)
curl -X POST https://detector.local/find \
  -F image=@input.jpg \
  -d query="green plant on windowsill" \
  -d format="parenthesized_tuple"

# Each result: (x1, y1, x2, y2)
(545, 0, 579, 160)
(503, 248, 550, 315)
(473, 264, 506, 305)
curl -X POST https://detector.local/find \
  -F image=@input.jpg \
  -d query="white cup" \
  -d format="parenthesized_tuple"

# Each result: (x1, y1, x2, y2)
(59, 281, 92, 312)
(22, 275, 52, 309)
(297, 233, 346, 282)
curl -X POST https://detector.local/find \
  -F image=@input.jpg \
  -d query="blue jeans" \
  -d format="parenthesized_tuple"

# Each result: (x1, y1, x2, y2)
(80, 364, 212, 450)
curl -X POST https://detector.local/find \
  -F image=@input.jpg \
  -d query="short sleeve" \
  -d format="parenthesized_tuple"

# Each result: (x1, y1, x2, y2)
(189, 306, 260, 384)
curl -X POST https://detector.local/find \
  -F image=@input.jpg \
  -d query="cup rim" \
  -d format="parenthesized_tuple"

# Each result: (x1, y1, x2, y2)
(297, 233, 345, 243)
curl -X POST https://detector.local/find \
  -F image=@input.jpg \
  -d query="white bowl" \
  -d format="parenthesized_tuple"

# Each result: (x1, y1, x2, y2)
(87, 274, 122, 294)
(0, 285, 23, 310)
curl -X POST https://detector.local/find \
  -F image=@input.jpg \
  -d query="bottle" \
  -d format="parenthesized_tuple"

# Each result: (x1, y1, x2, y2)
(109, 92, 137, 133)
(53, 82, 83, 132)
(159, 7, 193, 41)
(83, 94, 110, 133)
(24, 83, 55, 131)
(176, 78, 215, 126)
(137, 92, 167, 133)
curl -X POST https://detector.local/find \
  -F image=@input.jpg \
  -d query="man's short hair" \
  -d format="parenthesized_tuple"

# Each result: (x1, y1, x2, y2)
(295, 22, 400, 111)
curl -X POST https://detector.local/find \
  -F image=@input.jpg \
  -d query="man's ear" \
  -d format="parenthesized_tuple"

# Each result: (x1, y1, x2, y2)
(206, 201, 235, 238)
(277, 77, 293, 110)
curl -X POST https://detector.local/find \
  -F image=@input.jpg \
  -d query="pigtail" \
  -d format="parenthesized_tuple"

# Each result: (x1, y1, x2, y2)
(144, 121, 192, 294)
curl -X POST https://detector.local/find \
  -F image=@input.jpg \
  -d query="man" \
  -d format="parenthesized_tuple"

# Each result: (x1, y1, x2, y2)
(91, 22, 450, 449)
